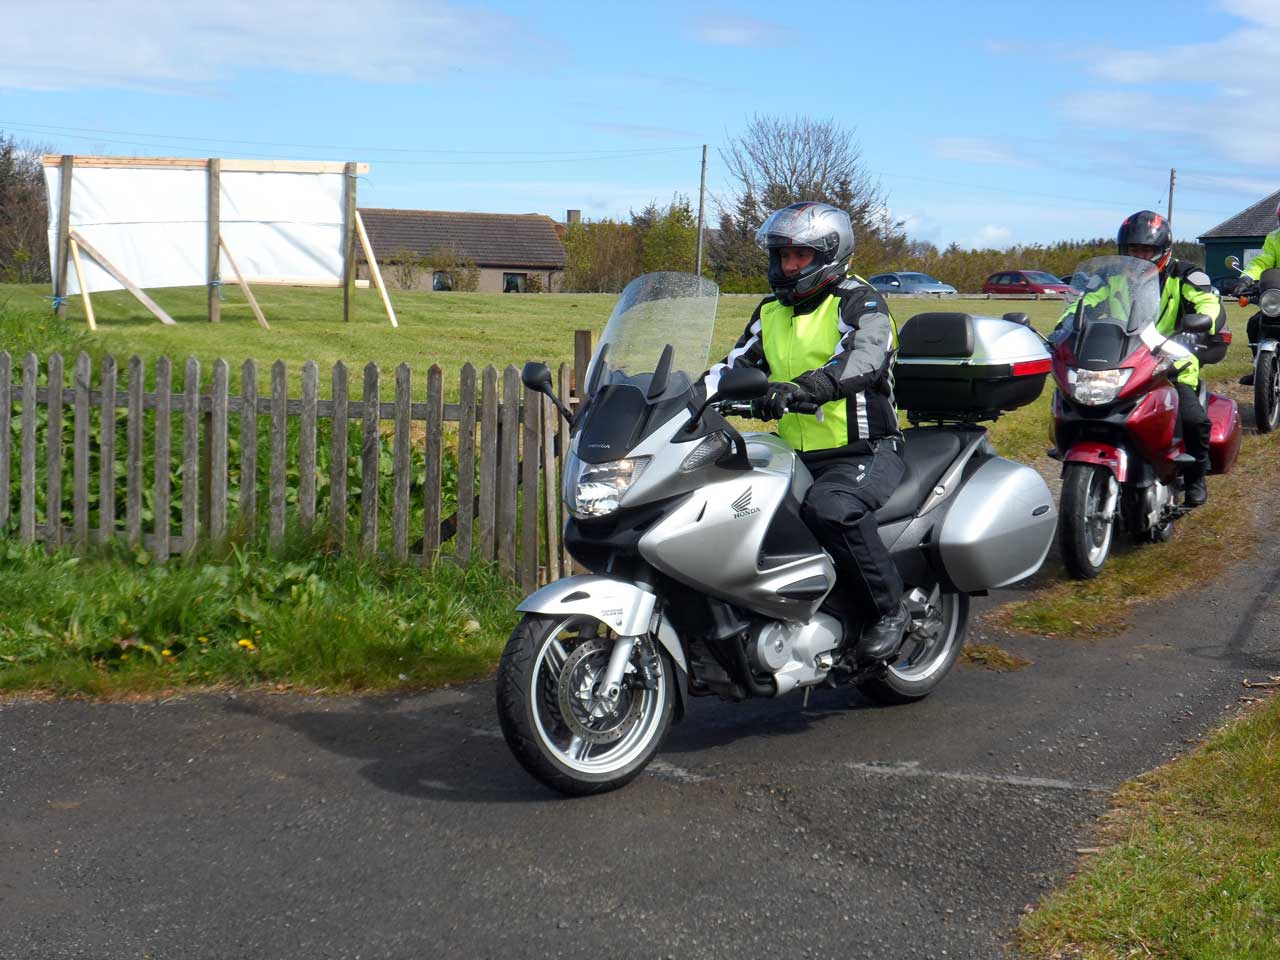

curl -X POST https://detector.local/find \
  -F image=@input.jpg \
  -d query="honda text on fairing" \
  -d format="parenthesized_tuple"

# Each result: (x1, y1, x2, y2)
(495, 272, 1059, 796)
(1048, 256, 1243, 579)
(1225, 255, 1280, 433)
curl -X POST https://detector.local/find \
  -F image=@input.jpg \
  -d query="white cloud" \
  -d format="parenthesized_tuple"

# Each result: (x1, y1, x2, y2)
(968, 225, 1014, 249)
(0, 0, 553, 92)
(930, 136, 1040, 169)
(692, 14, 784, 47)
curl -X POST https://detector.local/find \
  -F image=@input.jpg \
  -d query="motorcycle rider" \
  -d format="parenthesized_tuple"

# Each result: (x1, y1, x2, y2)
(1116, 210, 1222, 506)
(705, 202, 908, 667)
(1235, 200, 1280, 386)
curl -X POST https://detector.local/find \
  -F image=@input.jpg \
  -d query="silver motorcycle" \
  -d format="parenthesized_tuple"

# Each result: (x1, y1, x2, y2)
(497, 273, 1057, 795)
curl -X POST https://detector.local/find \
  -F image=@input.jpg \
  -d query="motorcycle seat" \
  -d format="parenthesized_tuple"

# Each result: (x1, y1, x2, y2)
(875, 429, 966, 523)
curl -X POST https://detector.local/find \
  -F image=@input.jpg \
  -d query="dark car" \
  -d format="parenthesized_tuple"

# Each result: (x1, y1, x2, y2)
(1210, 275, 1242, 297)
(983, 270, 1074, 296)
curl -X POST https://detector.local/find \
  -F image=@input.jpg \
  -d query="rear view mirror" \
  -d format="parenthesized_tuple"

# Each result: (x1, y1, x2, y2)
(521, 361, 552, 393)
(1225, 255, 1242, 270)
(1002, 312, 1031, 326)
(715, 367, 768, 401)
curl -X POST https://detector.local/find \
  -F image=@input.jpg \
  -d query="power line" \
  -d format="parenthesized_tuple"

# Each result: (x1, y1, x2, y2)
(0, 118, 701, 158)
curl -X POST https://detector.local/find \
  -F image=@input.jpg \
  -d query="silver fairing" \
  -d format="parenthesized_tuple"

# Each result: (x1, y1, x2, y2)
(622, 430, 835, 621)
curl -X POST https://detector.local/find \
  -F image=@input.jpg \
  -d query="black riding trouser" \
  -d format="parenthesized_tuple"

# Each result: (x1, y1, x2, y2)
(800, 449, 906, 620)
(1174, 382, 1211, 476)
(1248, 312, 1260, 357)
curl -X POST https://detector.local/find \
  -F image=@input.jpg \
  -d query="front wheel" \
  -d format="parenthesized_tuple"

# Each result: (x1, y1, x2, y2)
(1059, 463, 1118, 579)
(496, 613, 675, 796)
(858, 589, 968, 704)
(1255, 351, 1280, 434)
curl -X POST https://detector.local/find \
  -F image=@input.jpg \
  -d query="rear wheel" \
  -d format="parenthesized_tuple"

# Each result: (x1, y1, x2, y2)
(858, 588, 968, 704)
(1060, 463, 1118, 580)
(1255, 352, 1280, 434)
(495, 613, 675, 796)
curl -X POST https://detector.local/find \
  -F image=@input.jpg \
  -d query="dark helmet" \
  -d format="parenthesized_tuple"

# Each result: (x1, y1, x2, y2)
(755, 202, 855, 306)
(1117, 210, 1172, 272)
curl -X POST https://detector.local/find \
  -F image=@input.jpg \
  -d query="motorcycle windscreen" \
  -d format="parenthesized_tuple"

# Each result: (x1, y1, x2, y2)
(1057, 256, 1161, 368)
(575, 273, 720, 463)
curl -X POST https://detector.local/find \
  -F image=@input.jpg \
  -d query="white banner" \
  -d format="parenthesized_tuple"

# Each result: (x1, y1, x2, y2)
(45, 162, 349, 295)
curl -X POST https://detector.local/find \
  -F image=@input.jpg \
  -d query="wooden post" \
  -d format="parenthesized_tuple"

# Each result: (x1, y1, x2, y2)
(68, 236, 96, 332)
(392, 363, 411, 560)
(75, 354, 96, 548)
(299, 360, 318, 532)
(558, 362, 574, 576)
(478, 366, 498, 563)
(573, 329, 595, 403)
(55, 156, 73, 320)
(454, 363, 477, 564)
(422, 365, 444, 566)
(342, 161, 358, 322)
(240, 359, 258, 536)
(219, 237, 269, 330)
(46, 353, 64, 552)
(354, 210, 397, 328)
(329, 362, 349, 544)
(154, 357, 171, 561)
(269, 360, 287, 549)
(0, 351, 10, 534)
(207, 158, 221, 324)
(520, 385, 540, 592)
(20, 353, 36, 544)
(498, 366, 520, 579)
(209, 359, 229, 541)
(70, 231, 177, 326)
(182, 358, 200, 557)
(541, 395, 559, 585)
(126, 356, 143, 548)
(359, 362, 379, 550)
(99, 355, 117, 542)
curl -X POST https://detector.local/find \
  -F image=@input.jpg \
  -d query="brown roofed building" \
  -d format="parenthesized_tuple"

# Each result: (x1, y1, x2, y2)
(358, 208, 567, 293)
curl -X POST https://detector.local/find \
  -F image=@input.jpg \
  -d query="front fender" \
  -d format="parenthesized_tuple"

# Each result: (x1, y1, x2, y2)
(1063, 442, 1129, 482)
(516, 575, 687, 673)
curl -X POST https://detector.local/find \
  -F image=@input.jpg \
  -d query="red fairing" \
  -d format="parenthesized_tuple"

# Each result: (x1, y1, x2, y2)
(1207, 393, 1243, 475)
(1126, 384, 1181, 476)
(1116, 342, 1162, 401)
(1064, 442, 1129, 482)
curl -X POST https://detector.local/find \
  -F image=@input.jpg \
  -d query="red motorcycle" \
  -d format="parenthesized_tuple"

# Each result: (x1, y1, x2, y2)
(1049, 256, 1242, 579)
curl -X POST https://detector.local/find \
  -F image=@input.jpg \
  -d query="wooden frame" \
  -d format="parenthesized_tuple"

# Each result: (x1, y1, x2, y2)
(68, 230, 176, 326)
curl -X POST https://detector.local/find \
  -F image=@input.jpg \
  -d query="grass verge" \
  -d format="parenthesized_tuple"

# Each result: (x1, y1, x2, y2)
(0, 534, 521, 697)
(960, 642, 1031, 671)
(1018, 695, 1280, 959)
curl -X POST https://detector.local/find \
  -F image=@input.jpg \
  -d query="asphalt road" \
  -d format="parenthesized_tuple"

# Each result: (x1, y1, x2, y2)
(3, 527, 1279, 960)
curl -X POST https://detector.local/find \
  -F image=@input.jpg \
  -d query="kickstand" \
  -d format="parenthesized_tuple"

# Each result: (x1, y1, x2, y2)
(802, 687, 811, 709)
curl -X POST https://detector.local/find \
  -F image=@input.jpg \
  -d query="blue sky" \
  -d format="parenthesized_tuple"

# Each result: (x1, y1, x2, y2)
(2, 0, 1276, 250)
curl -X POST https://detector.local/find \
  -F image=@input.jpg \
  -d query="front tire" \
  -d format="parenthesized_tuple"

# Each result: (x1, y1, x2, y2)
(858, 590, 968, 705)
(495, 613, 675, 796)
(1255, 352, 1280, 434)
(1060, 463, 1118, 580)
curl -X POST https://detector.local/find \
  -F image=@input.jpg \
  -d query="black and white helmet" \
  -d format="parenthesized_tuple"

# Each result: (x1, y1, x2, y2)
(755, 201, 855, 306)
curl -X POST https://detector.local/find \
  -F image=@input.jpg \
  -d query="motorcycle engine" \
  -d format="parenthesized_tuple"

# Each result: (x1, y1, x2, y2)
(748, 615, 842, 696)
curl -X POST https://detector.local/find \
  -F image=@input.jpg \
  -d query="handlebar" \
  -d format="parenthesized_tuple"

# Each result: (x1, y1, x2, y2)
(717, 399, 825, 421)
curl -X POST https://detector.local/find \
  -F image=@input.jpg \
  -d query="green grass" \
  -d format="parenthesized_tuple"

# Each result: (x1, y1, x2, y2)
(0, 534, 521, 696)
(1019, 696, 1280, 959)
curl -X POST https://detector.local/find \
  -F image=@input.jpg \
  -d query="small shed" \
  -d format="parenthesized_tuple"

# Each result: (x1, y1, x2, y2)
(357, 208, 567, 293)
(1198, 189, 1279, 276)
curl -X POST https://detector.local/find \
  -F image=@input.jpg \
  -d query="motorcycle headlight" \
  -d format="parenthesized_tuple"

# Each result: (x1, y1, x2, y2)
(564, 453, 651, 519)
(1067, 367, 1133, 406)
(1261, 288, 1280, 318)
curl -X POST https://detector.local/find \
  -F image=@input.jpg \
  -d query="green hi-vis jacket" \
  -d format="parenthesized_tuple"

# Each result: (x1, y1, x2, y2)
(1065, 261, 1221, 388)
(1244, 228, 1280, 281)
(707, 276, 901, 457)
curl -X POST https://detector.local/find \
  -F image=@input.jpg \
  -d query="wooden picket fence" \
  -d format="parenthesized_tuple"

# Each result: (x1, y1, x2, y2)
(0, 346, 589, 592)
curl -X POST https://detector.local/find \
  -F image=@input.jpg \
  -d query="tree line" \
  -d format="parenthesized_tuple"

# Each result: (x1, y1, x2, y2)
(0, 132, 51, 284)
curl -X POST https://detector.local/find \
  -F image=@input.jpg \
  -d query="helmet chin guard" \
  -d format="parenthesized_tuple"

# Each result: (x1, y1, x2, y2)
(756, 202, 855, 305)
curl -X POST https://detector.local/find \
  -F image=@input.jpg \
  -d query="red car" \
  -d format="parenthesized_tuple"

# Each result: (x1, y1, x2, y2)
(982, 270, 1074, 295)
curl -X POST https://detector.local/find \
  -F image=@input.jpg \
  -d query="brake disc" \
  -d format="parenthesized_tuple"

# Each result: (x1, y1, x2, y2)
(555, 639, 643, 744)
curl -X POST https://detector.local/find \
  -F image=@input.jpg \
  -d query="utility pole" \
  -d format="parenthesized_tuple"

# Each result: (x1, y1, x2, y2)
(1167, 168, 1176, 226)
(695, 144, 707, 276)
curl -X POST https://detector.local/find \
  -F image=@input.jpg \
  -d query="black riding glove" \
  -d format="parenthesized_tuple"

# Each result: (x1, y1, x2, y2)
(757, 381, 807, 421)
(1236, 277, 1259, 298)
